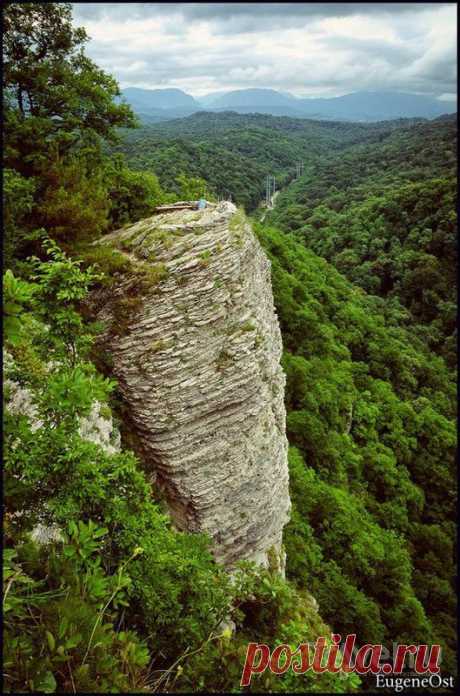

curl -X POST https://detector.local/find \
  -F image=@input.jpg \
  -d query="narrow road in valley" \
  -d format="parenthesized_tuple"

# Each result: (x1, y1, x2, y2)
(260, 190, 280, 222)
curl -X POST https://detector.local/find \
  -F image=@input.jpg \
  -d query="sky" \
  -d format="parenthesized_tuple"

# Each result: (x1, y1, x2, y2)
(72, 2, 457, 100)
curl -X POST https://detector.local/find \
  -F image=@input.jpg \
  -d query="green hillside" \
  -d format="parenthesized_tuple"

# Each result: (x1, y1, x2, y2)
(114, 112, 428, 209)
(256, 222, 456, 677)
(267, 116, 457, 364)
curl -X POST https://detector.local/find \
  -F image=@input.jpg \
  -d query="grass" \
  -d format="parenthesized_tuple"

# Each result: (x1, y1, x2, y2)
(135, 261, 169, 290)
(72, 244, 132, 287)
(228, 208, 246, 233)
(240, 321, 256, 332)
(199, 250, 212, 267)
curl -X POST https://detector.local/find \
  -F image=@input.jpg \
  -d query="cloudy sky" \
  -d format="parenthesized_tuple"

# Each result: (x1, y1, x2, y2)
(72, 2, 457, 100)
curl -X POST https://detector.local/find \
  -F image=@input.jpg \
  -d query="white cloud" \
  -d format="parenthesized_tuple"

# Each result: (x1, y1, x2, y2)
(72, 2, 457, 98)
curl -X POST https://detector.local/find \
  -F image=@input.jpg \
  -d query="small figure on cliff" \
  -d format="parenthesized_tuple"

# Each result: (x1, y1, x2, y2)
(198, 198, 207, 210)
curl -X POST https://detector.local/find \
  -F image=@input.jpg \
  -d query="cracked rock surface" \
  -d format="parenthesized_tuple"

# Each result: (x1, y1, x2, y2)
(91, 201, 291, 569)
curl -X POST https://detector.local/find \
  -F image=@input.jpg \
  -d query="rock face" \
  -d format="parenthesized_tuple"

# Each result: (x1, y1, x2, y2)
(92, 201, 290, 570)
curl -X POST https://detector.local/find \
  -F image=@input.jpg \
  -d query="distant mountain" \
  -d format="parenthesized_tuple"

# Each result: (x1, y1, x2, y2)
(296, 91, 457, 121)
(120, 88, 202, 121)
(197, 91, 229, 107)
(209, 88, 296, 109)
(121, 87, 199, 109)
(202, 88, 307, 117)
(198, 88, 456, 121)
(121, 86, 456, 124)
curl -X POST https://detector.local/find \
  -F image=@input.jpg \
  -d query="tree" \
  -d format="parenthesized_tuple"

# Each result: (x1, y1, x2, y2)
(176, 172, 208, 200)
(105, 156, 165, 227)
(3, 3, 139, 254)
(3, 168, 36, 268)
(3, 2, 135, 174)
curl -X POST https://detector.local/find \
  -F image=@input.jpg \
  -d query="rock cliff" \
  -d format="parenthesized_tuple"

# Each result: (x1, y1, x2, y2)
(91, 201, 290, 570)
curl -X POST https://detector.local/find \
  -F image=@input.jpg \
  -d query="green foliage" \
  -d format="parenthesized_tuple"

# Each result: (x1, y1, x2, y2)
(259, 117, 457, 677)
(3, 2, 135, 175)
(256, 222, 456, 676)
(115, 112, 406, 210)
(115, 111, 422, 210)
(3, 269, 36, 345)
(168, 566, 360, 693)
(105, 155, 165, 226)
(176, 172, 208, 200)
(28, 238, 103, 363)
(269, 117, 457, 363)
(3, 521, 149, 693)
(3, 3, 456, 692)
(4, 241, 354, 693)
(35, 156, 112, 244)
(3, 168, 37, 267)
(3, 2, 162, 255)
(70, 243, 133, 285)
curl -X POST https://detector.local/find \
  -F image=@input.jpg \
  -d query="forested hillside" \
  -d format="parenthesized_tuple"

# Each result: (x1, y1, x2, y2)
(3, 2, 457, 693)
(256, 223, 456, 677)
(257, 115, 457, 676)
(114, 112, 426, 209)
(267, 116, 457, 365)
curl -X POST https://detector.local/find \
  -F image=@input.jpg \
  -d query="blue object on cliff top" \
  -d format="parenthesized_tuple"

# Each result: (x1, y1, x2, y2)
(198, 198, 207, 209)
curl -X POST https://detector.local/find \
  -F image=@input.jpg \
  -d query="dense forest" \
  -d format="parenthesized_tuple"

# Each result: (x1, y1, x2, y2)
(266, 116, 457, 365)
(3, 3, 457, 693)
(257, 223, 456, 676)
(113, 112, 427, 210)
(258, 112, 457, 677)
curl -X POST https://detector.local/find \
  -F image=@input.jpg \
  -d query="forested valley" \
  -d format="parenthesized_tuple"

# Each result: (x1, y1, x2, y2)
(113, 111, 430, 210)
(3, 3, 457, 693)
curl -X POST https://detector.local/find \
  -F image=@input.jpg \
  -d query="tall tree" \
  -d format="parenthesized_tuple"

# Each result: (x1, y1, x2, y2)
(3, 2, 139, 258)
(3, 2, 135, 174)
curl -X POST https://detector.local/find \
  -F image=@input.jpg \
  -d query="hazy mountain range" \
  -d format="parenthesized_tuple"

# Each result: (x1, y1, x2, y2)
(121, 87, 457, 124)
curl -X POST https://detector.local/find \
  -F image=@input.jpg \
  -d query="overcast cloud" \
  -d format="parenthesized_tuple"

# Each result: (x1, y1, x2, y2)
(71, 2, 457, 100)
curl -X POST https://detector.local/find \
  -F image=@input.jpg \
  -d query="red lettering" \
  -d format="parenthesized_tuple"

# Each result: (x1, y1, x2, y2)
(393, 645, 417, 673)
(354, 644, 383, 674)
(312, 636, 328, 672)
(270, 644, 292, 674)
(326, 634, 342, 672)
(340, 634, 356, 672)
(292, 643, 311, 673)
(240, 643, 270, 687)
(414, 645, 441, 674)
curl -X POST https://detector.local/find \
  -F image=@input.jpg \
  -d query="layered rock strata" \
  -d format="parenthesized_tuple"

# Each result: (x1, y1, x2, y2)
(92, 201, 290, 570)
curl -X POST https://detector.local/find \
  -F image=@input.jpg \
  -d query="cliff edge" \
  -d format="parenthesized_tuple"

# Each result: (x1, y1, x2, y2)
(92, 201, 290, 570)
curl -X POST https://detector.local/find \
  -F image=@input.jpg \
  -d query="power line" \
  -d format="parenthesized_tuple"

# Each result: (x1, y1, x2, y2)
(295, 161, 305, 178)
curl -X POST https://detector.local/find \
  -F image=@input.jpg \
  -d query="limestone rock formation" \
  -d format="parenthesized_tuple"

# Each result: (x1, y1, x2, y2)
(91, 201, 290, 570)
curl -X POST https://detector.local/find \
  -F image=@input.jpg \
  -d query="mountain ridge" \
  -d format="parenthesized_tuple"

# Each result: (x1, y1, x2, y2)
(120, 87, 457, 122)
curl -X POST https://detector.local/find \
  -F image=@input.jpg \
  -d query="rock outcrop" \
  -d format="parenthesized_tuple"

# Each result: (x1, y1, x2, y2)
(91, 201, 290, 570)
